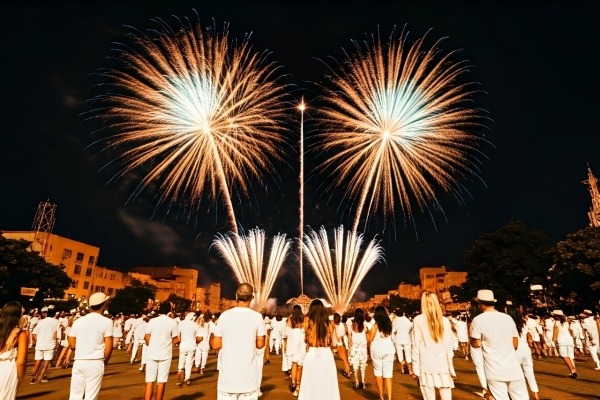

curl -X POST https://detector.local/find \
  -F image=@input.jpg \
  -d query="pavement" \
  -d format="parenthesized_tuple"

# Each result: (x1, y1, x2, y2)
(16, 347, 600, 399)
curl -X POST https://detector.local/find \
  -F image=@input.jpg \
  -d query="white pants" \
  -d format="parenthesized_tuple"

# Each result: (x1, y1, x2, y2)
(178, 348, 195, 380)
(217, 389, 259, 400)
(588, 344, 600, 363)
(69, 360, 105, 400)
(487, 379, 529, 400)
(394, 343, 411, 363)
(195, 346, 209, 369)
(130, 339, 146, 363)
(420, 387, 451, 400)
(270, 334, 282, 354)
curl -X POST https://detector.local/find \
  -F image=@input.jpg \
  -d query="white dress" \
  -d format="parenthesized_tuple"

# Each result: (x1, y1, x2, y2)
(411, 314, 456, 389)
(0, 347, 18, 400)
(298, 346, 340, 400)
(348, 327, 368, 368)
(286, 327, 306, 364)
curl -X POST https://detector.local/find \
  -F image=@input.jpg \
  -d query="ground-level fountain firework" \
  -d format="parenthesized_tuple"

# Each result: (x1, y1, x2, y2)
(92, 14, 487, 313)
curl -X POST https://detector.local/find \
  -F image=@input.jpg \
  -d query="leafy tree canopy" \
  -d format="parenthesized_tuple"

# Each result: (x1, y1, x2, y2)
(452, 221, 553, 307)
(0, 234, 71, 308)
(108, 284, 156, 315)
(551, 226, 600, 310)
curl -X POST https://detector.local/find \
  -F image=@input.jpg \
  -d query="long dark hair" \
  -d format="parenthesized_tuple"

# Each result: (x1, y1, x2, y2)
(290, 304, 304, 327)
(354, 308, 365, 332)
(0, 301, 23, 349)
(307, 299, 329, 345)
(373, 305, 392, 336)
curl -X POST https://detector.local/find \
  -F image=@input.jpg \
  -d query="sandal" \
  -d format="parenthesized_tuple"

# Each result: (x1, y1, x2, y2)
(342, 370, 351, 379)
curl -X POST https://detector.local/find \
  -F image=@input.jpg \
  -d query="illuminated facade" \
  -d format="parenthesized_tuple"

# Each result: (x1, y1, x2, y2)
(130, 266, 198, 302)
(3, 231, 102, 300)
(194, 283, 221, 313)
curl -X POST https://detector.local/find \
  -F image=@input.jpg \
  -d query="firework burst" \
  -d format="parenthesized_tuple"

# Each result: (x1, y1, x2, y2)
(90, 13, 291, 233)
(213, 228, 291, 311)
(303, 225, 383, 313)
(313, 27, 488, 233)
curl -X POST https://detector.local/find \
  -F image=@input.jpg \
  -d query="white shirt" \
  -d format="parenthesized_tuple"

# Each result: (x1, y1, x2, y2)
(33, 317, 59, 350)
(133, 320, 148, 341)
(392, 315, 412, 345)
(69, 312, 113, 360)
(213, 307, 266, 393)
(178, 319, 200, 352)
(145, 315, 179, 360)
(470, 309, 523, 382)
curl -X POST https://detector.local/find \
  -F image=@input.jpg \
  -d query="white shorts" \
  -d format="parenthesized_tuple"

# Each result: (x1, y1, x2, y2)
(145, 359, 171, 383)
(558, 343, 574, 359)
(35, 348, 55, 361)
(371, 352, 394, 378)
(217, 389, 259, 400)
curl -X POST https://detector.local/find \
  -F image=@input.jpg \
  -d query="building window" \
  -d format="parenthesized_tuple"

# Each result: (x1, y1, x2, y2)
(71, 280, 78, 288)
(83, 281, 89, 290)
(76, 252, 84, 262)
(62, 249, 72, 259)
(85, 268, 92, 277)
(108, 288, 114, 295)
(88, 255, 95, 265)
(74, 265, 81, 275)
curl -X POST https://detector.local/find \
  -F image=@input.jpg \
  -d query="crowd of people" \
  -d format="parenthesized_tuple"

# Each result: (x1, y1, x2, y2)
(1, 285, 600, 399)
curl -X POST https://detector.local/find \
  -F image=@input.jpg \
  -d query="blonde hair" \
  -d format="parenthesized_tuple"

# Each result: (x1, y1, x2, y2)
(421, 292, 444, 342)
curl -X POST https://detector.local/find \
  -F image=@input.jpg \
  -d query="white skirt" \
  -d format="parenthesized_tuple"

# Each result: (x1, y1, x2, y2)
(298, 347, 340, 400)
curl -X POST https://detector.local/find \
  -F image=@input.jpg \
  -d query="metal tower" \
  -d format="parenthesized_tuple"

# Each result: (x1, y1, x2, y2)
(583, 165, 600, 227)
(31, 200, 57, 257)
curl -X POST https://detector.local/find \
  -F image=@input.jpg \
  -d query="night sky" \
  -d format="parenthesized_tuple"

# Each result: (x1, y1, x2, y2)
(1, 2, 599, 301)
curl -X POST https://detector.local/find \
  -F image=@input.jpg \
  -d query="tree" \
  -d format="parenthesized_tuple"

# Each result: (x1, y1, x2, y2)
(0, 234, 72, 308)
(165, 293, 192, 315)
(551, 226, 600, 310)
(453, 221, 553, 308)
(108, 284, 156, 315)
(387, 295, 420, 315)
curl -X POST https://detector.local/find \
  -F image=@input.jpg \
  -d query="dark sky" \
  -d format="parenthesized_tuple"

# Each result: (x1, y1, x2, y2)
(1, 2, 599, 301)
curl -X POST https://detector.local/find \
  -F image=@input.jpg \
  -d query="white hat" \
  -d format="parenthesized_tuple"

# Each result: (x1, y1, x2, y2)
(89, 292, 110, 307)
(41, 307, 48, 313)
(551, 309, 564, 316)
(584, 309, 594, 315)
(475, 289, 497, 303)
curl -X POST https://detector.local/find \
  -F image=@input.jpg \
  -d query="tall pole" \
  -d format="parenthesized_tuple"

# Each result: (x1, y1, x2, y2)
(299, 99, 305, 294)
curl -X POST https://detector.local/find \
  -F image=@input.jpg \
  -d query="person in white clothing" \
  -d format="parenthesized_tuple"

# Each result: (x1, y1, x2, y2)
(391, 309, 413, 374)
(410, 292, 455, 400)
(470, 289, 527, 400)
(144, 312, 179, 400)
(194, 314, 210, 374)
(124, 314, 136, 352)
(551, 310, 578, 379)
(177, 312, 202, 386)
(210, 282, 266, 400)
(67, 292, 113, 400)
(131, 315, 149, 370)
(269, 314, 285, 355)
(582, 309, 600, 369)
(30, 307, 59, 384)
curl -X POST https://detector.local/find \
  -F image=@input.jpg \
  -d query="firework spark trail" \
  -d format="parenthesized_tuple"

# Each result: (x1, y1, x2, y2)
(91, 15, 290, 233)
(214, 228, 291, 311)
(314, 27, 488, 233)
(303, 225, 383, 313)
(298, 99, 306, 294)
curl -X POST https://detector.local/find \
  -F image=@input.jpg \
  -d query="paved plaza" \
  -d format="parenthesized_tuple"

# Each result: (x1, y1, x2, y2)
(16, 347, 600, 399)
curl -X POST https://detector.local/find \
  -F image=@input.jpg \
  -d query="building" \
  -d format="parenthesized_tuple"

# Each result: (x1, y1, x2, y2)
(398, 282, 422, 300)
(130, 266, 198, 302)
(194, 283, 221, 313)
(2, 231, 103, 300)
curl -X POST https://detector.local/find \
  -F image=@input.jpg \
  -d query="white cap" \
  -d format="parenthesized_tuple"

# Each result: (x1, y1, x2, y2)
(41, 307, 48, 313)
(89, 292, 110, 307)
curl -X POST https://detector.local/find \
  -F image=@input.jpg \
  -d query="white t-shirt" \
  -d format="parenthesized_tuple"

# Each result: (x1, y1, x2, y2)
(179, 319, 200, 351)
(213, 307, 266, 393)
(69, 312, 113, 360)
(470, 310, 523, 381)
(133, 321, 148, 341)
(145, 314, 179, 360)
(392, 316, 412, 345)
(33, 317, 59, 350)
